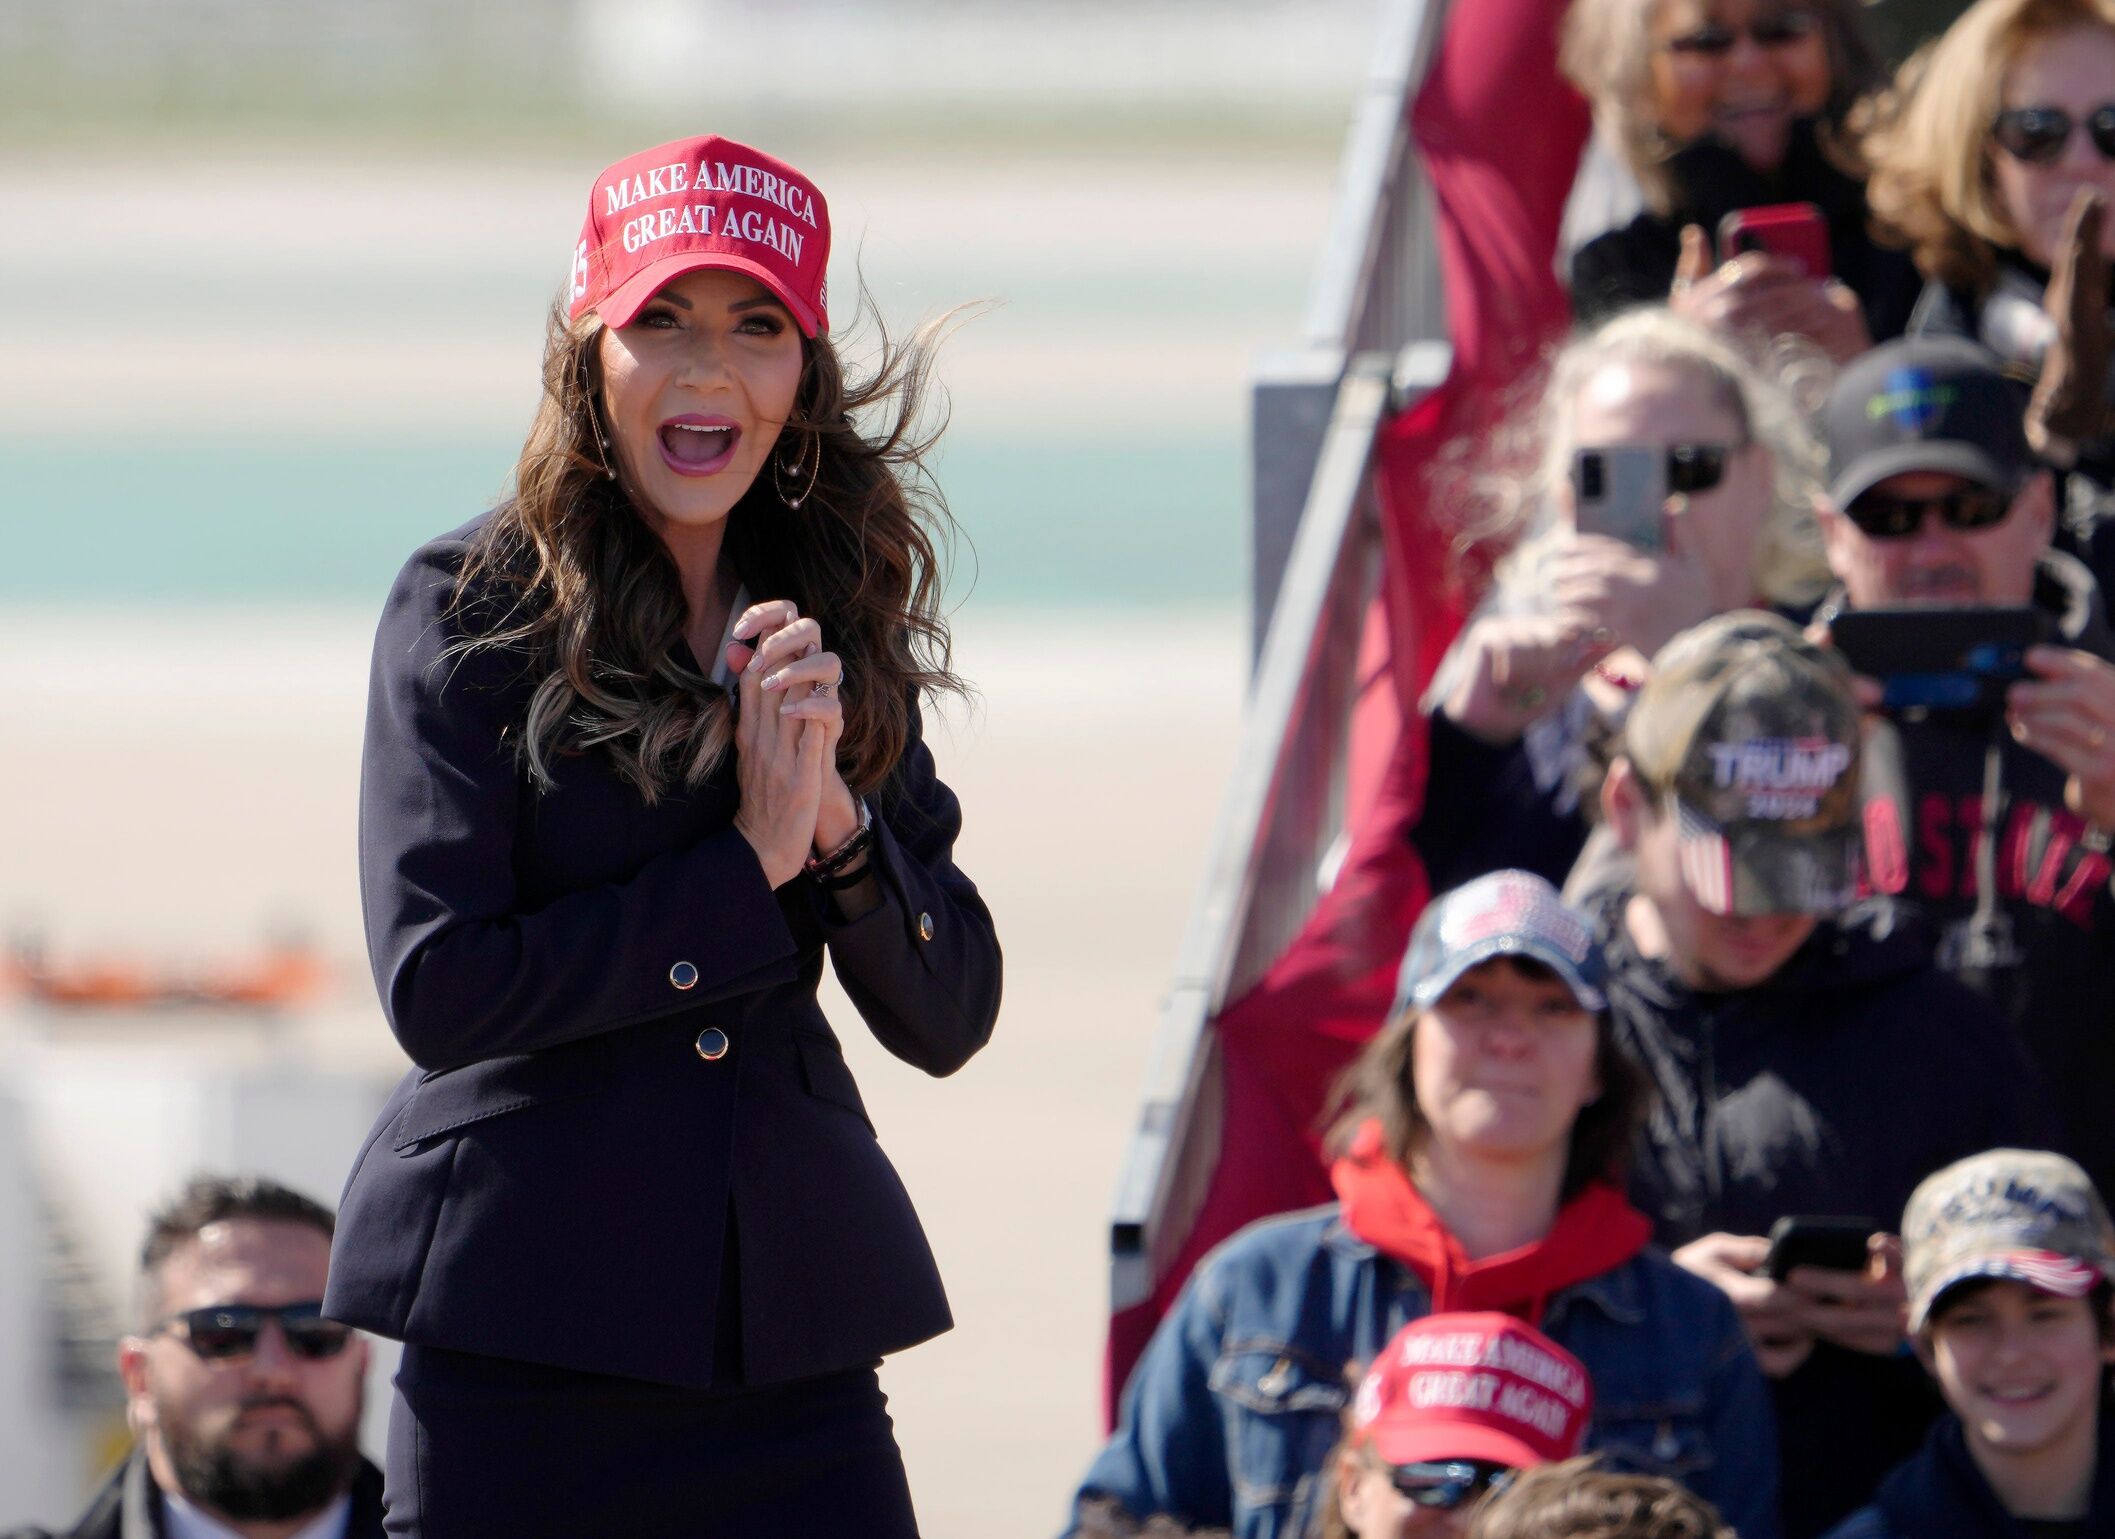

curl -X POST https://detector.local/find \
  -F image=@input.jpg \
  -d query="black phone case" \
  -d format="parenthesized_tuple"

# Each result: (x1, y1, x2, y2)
(1830, 606, 2050, 715)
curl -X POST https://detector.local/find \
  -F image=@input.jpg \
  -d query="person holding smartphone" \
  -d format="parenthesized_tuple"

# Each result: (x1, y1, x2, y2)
(1584, 610, 2058, 1537)
(322, 134, 1000, 1535)
(1560, 0, 1917, 353)
(1420, 308, 1828, 896)
(1861, 0, 2115, 601)
(1810, 338, 2115, 1220)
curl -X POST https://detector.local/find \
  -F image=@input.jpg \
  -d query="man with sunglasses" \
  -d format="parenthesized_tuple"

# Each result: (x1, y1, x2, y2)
(4, 1176, 383, 1539)
(1323, 1315, 1590, 1539)
(1812, 337, 2115, 1209)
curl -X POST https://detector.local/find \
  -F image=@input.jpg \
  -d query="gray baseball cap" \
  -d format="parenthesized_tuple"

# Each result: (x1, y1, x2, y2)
(1394, 870, 1608, 1018)
(1903, 1149, 2115, 1332)
(1822, 337, 2034, 510)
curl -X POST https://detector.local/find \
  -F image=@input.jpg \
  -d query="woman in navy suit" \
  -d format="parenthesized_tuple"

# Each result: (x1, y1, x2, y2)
(323, 134, 1001, 1537)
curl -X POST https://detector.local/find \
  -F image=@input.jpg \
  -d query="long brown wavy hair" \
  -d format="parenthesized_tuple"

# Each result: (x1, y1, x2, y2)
(450, 289, 966, 804)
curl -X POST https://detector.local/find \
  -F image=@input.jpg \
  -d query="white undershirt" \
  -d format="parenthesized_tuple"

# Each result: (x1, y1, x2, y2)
(161, 1489, 351, 1539)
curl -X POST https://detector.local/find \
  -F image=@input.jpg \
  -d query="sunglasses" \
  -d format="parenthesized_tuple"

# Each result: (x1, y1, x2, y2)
(154, 1301, 353, 1362)
(1388, 1460, 1518, 1510)
(1664, 9, 1819, 54)
(1992, 104, 2115, 165)
(1843, 485, 2012, 539)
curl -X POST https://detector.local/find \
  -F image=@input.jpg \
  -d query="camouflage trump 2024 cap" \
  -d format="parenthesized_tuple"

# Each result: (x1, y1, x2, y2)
(1625, 612, 1864, 918)
(1904, 1148, 2115, 1332)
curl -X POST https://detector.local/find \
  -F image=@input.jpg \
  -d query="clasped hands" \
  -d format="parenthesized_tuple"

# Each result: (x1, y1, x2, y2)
(1673, 1231, 1908, 1379)
(726, 599, 864, 889)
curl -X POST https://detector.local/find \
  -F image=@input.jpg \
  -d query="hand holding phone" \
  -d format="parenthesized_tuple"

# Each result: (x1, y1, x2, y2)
(1764, 1215, 1875, 1280)
(1828, 606, 2052, 716)
(1717, 203, 1832, 278)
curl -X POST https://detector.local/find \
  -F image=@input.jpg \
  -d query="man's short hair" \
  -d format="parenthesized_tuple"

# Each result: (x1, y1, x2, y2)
(137, 1174, 336, 1318)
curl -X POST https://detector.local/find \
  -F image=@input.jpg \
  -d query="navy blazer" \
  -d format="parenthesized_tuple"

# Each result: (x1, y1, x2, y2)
(324, 519, 1002, 1390)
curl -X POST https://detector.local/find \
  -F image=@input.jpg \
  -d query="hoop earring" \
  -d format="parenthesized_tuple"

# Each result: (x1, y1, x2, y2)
(773, 429, 821, 509)
(579, 355, 618, 481)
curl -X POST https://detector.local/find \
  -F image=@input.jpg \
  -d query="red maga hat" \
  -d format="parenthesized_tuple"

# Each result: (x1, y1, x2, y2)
(1351, 1313, 1593, 1470)
(568, 134, 830, 336)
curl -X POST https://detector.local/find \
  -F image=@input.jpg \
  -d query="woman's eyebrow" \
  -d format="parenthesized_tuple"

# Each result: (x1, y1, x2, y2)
(731, 294, 790, 313)
(655, 291, 695, 310)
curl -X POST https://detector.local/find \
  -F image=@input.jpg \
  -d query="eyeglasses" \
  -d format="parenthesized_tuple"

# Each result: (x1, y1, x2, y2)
(1992, 104, 2115, 165)
(153, 1301, 353, 1362)
(1664, 9, 1819, 55)
(1388, 1460, 1518, 1510)
(1843, 486, 2012, 539)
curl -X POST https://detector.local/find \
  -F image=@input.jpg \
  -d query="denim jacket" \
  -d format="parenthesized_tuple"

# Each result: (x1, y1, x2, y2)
(1071, 1204, 1779, 1539)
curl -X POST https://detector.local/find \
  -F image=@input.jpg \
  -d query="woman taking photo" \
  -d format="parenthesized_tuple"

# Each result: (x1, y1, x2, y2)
(1419, 308, 1829, 895)
(1069, 871, 1778, 1539)
(1862, 0, 2115, 595)
(1561, 0, 1916, 352)
(322, 134, 1001, 1536)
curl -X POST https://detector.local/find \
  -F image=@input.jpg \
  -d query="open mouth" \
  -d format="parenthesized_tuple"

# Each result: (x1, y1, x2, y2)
(657, 417, 740, 476)
(1982, 1382, 2057, 1406)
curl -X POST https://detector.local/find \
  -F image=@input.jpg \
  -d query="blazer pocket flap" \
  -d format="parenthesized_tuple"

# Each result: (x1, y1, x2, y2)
(794, 1029, 872, 1129)
(392, 1037, 612, 1150)
(1209, 1345, 1351, 1416)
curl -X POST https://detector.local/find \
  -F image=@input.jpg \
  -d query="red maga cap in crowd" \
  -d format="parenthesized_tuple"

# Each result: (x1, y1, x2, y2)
(567, 134, 831, 336)
(1351, 1313, 1593, 1469)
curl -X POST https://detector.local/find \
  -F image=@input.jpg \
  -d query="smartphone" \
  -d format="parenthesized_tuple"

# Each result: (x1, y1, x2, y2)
(1765, 1215, 1875, 1280)
(1717, 202, 1832, 279)
(1573, 446, 1666, 552)
(1829, 606, 2052, 715)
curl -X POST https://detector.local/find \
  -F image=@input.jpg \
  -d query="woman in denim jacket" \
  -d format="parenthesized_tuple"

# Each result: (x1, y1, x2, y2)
(1069, 872, 1778, 1539)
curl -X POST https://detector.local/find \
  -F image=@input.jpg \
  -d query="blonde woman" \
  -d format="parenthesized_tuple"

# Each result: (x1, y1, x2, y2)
(1416, 308, 1830, 896)
(1561, 0, 1916, 352)
(1863, 0, 2115, 593)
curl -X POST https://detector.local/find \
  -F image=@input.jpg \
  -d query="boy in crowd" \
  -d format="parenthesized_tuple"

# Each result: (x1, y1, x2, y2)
(1584, 610, 2057, 1537)
(1812, 338, 2115, 1204)
(1827, 1149, 2115, 1537)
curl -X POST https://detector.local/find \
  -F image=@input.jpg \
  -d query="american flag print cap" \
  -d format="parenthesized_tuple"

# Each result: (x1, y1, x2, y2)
(1396, 870, 1609, 1018)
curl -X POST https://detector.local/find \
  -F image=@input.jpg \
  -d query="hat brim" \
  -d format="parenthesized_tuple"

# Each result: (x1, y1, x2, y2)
(1675, 799, 1861, 918)
(1405, 934, 1607, 1016)
(593, 249, 821, 337)
(1365, 1419, 1561, 1471)
(1829, 442, 2018, 513)
(1910, 1251, 2106, 1332)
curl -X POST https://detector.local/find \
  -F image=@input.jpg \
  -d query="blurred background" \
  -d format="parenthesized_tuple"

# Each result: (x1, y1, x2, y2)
(0, 0, 1372, 1529)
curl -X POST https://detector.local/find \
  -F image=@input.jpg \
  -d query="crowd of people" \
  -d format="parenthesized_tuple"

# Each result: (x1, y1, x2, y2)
(1075, 0, 2115, 1532)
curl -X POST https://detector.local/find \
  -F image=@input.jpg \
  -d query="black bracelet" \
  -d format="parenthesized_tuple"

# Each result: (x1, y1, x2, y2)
(805, 799, 875, 881)
(814, 861, 874, 892)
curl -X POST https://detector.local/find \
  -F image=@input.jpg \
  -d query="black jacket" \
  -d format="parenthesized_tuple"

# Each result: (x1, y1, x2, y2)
(1585, 886, 2060, 1538)
(1, 1454, 386, 1539)
(1571, 118, 1919, 339)
(1814, 554, 2115, 1207)
(323, 521, 1002, 1391)
(1824, 1410, 2115, 1539)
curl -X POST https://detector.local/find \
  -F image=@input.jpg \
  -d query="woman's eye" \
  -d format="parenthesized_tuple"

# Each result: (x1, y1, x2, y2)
(738, 313, 787, 336)
(635, 308, 681, 330)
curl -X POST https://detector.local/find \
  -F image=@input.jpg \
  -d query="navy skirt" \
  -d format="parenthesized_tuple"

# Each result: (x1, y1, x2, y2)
(384, 1344, 920, 1537)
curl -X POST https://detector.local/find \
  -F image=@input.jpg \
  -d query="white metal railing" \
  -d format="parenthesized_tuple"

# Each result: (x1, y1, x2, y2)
(1108, 0, 1458, 1319)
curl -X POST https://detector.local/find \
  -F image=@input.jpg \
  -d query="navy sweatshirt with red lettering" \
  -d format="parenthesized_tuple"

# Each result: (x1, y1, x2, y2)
(1816, 552, 2115, 1205)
